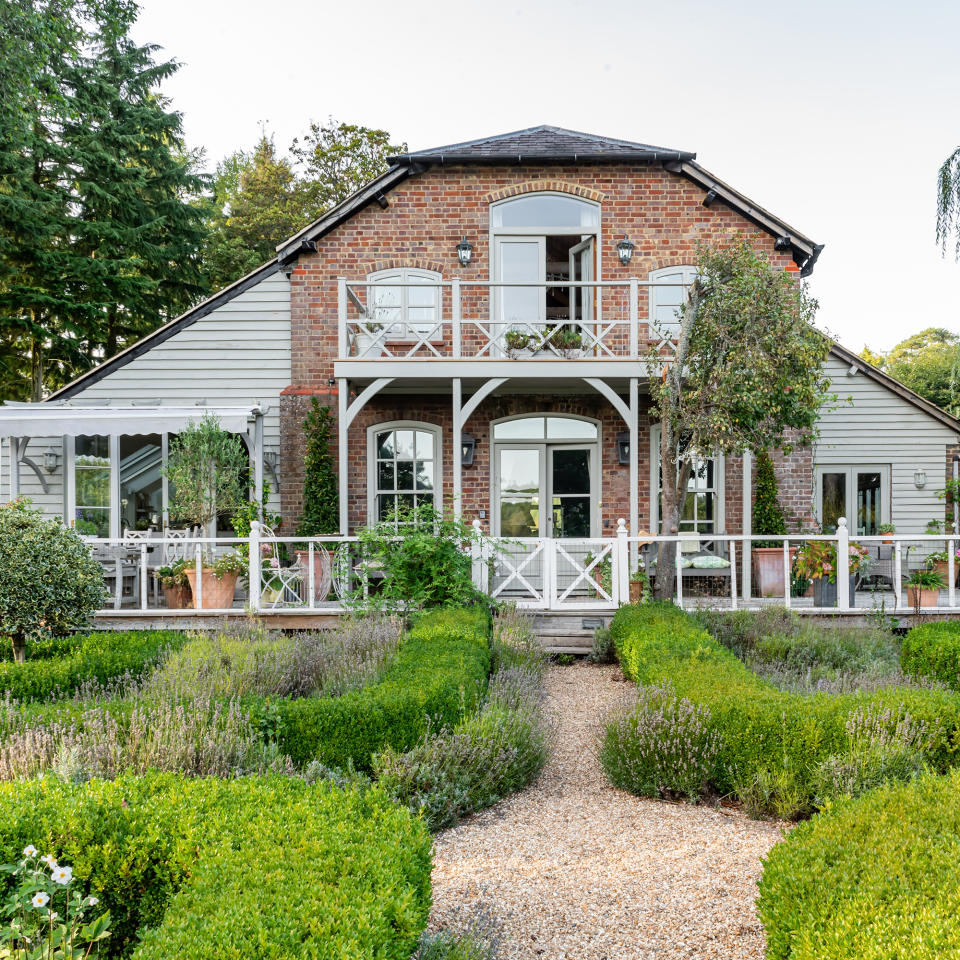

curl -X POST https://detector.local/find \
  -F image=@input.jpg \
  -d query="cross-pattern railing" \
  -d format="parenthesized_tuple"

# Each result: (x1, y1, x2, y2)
(337, 278, 686, 361)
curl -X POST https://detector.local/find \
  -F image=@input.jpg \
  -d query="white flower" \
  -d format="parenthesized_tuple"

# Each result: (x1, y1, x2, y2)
(50, 865, 72, 885)
(87, 896, 99, 907)
(31, 892, 49, 909)
(40, 854, 57, 868)
(22, 845, 37, 858)
(47, 911, 58, 922)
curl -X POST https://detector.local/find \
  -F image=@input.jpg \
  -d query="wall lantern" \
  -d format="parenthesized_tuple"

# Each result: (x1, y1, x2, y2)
(43, 449, 59, 473)
(461, 434, 476, 466)
(456, 237, 473, 267)
(616, 234, 635, 266)
(617, 431, 631, 466)
(914, 469, 927, 489)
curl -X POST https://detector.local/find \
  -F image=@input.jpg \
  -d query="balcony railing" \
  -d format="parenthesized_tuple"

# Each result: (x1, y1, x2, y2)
(337, 278, 686, 361)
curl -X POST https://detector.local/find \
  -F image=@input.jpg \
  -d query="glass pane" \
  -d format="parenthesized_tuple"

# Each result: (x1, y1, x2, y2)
(821, 472, 846, 535)
(552, 449, 590, 495)
(499, 240, 541, 326)
(377, 431, 395, 459)
(493, 194, 599, 228)
(394, 430, 415, 460)
(415, 461, 433, 491)
(75, 507, 109, 538)
(378, 494, 395, 522)
(501, 497, 539, 537)
(857, 471, 882, 536)
(500, 449, 540, 495)
(76, 466, 110, 508)
(416, 493, 434, 510)
(377, 461, 395, 490)
(494, 417, 545, 441)
(546, 417, 597, 440)
(552, 496, 590, 538)
(119, 434, 162, 532)
(76, 435, 109, 460)
(396, 460, 414, 491)
(415, 430, 434, 460)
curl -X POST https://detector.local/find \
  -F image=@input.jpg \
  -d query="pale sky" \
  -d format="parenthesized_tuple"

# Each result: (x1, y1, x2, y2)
(133, 0, 960, 354)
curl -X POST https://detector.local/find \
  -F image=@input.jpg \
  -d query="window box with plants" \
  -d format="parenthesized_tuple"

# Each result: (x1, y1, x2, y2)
(164, 413, 248, 610)
(906, 568, 945, 609)
(355, 318, 385, 357)
(547, 325, 584, 359)
(750, 451, 795, 597)
(157, 558, 192, 609)
(793, 540, 871, 607)
(504, 328, 535, 359)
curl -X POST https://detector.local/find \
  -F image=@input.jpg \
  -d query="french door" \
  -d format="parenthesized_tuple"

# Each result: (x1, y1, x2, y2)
(493, 236, 546, 348)
(568, 237, 595, 328)
(816, 465, 889, 535)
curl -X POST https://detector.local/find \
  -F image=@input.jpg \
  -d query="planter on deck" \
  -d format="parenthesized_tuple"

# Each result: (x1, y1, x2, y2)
(751, 546, 797, 598)
(811, 575, 857, 608)
(184, 567, 239, 610)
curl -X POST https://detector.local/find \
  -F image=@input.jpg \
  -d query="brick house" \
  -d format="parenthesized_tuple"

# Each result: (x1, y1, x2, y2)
(3, 126, 959, 609)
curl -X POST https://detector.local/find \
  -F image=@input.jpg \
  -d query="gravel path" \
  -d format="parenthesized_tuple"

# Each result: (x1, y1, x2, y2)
(429, 662, 785, 959)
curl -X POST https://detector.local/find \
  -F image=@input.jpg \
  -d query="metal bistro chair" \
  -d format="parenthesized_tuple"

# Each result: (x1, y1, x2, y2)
(260, 525, 304, 609)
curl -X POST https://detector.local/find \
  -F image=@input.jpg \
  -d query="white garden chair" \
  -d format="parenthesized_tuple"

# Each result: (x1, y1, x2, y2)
(260, 525, 303, 608)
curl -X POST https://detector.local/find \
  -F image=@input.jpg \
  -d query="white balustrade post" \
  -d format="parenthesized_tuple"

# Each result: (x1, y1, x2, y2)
(950, 537, 956, 609)
(248, 520, 262, 613)
(140, 542, 148, 612)
(337, 277, 348, 357)
(451, 277, 461, 359)
(675, 537, 684, 609)
(615, 518, 629, 605)
(894, 539, 903, 612)
(471, 518, 488, 594)
(730, 539, 738, 610)
(783, 538, 791, 610)
(836, 517, 851, 610)
(629, 278, 639, 359)
(308, 542, 316, 610)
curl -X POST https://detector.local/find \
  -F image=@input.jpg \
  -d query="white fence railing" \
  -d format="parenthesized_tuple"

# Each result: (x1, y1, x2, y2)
(85, 516, 960, 616)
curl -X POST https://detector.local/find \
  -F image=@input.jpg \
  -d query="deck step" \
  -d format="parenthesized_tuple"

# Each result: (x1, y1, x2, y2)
(529, 612, 612, 653)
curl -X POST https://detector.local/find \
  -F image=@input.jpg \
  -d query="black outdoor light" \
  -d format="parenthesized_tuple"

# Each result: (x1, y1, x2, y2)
(461, 434, 476, 466)
(617, 431, 630, 465)
(456, 237, 473, 267)
(616, 234, 635, 266)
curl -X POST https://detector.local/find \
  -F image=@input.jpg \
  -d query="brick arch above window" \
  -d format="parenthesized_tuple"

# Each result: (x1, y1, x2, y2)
(485, 180, 606, 204)
(361, 257, 446, 276)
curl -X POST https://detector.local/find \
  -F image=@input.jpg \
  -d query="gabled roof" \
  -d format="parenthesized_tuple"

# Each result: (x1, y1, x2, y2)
(385, 124, 696, 166)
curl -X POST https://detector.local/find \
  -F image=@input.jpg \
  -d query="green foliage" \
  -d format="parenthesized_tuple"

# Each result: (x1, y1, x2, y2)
(938, 142, 960, 259)
(611, 603, 960, 817)
(164, 414, 248, 529)
(350, 505, 488, 612)
(0, 629, 185, 702)
(906, 567, 946, 589)
(793, 540, 870, 583)
(0, 773, 432, 959)
(0, 500, 106, 661)
(270, 607, 491, 769)
(902, 620, 960, 689)
(753, 450, 788, 546)
(758, 770, 960, 959)
(297, 398, 338, 537)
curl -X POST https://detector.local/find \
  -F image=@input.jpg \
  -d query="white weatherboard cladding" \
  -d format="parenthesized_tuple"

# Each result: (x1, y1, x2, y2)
(816, 355, 958, 535)
(1, 271, 291, 519)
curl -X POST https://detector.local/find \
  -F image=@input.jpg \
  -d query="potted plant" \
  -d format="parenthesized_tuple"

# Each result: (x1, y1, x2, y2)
(294, 398, 339, 601)
(878, 522, 896, 544)
(164, 413, 248, 610)
(504, 328, 534, 358)
(926, 518, 945, 535)
(926, 549, 950, 583)
(751, 451, 794, 597)
(355, 318, 385, 357)
(906, 568, 945, 609)
(549, 326, 583, 358)
(794, 540, 871, 607)
(157, 558, 191, 609)
(629, 566, 650, 604)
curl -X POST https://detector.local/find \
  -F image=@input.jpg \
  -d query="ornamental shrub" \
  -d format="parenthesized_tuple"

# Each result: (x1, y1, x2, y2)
(901, 619, 960, 689)
(758, 770, 960, 959)
(0, 500, 106, 663)
(0, 773, 432, 960)
(297, 398, 339, 537)
(753, 450, 788, 547)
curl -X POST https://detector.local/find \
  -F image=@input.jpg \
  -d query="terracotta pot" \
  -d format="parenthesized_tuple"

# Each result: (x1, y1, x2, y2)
(907, 586, 939, 609)
(185, 567, 239, 610)
(932, 560, 949, 582)
(162, 582, 191, 609)
(629, 580, 644, 604)
(294, 547, 333, 602)
(882, 536, 893, 545)
(752, 546, 797, 598)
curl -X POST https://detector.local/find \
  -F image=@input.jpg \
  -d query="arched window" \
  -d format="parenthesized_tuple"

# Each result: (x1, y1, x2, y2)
(367, 268, 441, 339)
(367, 421, 441, 522)
(490, 193, 600, 229)
(649, 265, 697, 337)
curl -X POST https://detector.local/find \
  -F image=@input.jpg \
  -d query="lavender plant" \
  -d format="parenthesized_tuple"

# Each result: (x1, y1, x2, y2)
(413, 904, 503, 960)
(598, 682, 722, 802)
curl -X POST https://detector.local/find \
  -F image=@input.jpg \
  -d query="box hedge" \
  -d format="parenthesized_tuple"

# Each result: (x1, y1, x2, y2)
(758, 770, 960, 959)
(0, 772, 432, 959)
(901, 619, 960, 690)
(271, 606, 491, 769)
(0, 630, 187, 702)
(611, 603, 960, 811)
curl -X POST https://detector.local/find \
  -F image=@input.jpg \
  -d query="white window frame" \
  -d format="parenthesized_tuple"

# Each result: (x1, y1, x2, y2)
(815, 464, 890, 535)
(648, 265, 697, 339)
(649, 425, 725, 535)
(367, 420, 442, 523)
(366, 268, 442, 342)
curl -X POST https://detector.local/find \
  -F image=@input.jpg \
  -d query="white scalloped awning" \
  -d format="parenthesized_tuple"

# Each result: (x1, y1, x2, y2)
(0, 404, 262, 437)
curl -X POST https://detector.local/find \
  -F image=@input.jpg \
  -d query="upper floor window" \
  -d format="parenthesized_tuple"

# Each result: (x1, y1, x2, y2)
(649, 265, 697, 337)
(491, 193, 599, 230)
(368, 268, 440, 338)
